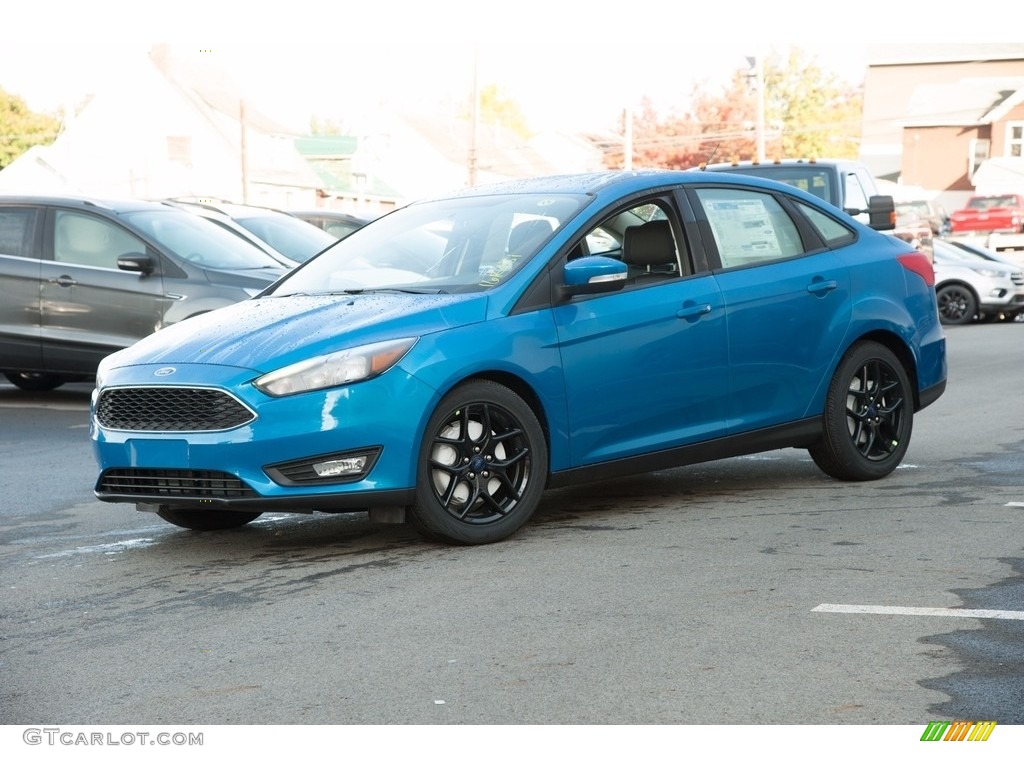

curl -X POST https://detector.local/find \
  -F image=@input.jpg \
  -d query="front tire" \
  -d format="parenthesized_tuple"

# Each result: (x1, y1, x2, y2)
(809, 341, 913, 481)
(4, 371, 66, 391)
(936, 284, 977, 325)
(409, 380, 548, 545)
(155, 508, 262, 531)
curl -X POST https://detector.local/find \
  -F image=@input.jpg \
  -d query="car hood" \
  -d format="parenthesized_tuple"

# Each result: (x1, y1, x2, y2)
(104, 292, 487, 373)
(201, 264, 290, 286)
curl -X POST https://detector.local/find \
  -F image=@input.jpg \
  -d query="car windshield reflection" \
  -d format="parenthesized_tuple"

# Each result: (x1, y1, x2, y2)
(124, 209, 287, 271)
(268, 193, 586, 296)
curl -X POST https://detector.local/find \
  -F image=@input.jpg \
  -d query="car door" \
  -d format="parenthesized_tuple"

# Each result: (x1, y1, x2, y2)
(552, 199, 729, 468)
(688, 185, 852, 432)
(0, 205, 44, 372)
(39, 208, 169, 374)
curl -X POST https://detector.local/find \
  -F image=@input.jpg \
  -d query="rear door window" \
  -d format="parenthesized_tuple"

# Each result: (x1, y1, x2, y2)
(0, 207, 40, 259)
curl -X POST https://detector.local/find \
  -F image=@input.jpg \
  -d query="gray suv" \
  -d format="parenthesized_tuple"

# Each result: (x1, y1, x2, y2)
(0, 195, 290, 390)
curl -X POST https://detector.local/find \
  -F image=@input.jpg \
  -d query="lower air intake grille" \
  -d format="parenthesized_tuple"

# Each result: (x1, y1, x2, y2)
(98, 468, 258, 498)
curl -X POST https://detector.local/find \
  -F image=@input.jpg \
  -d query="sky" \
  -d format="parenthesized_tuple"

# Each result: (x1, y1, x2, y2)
(0, 1, 1009, 136)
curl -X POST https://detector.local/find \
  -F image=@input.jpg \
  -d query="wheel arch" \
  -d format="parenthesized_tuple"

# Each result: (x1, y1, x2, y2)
(850, 329, 924, 411)
(449, 369, 551, 447)
(414, 369, 554, 481)
(935, 279, 978, 300)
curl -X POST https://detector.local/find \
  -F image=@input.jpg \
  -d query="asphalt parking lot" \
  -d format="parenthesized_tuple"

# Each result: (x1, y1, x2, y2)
(0, 317, 1021, 734)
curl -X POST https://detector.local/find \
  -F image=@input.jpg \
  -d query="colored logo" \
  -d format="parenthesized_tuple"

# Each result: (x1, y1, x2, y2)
(921, 721, 996, 741)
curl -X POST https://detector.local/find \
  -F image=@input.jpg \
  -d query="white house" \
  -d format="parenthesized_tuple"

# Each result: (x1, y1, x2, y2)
(0, 45, 605, 212)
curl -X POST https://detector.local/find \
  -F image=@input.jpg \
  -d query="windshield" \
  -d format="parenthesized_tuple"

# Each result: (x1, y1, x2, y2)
(268, 193, 586, 295)
(124, 209, 287, 270)
(234, 213, 337, 262)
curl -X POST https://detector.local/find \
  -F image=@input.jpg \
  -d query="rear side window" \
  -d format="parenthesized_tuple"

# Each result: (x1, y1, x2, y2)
(0, 207, 39, 258)
(795, 201, 856, 247)
(695, 188, 803, 268)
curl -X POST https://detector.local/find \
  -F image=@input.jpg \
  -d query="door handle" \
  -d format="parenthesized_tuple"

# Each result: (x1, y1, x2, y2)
(677, 302, 713, 320)
(51, 275, 77, 287)
(806, 279, 838, 296)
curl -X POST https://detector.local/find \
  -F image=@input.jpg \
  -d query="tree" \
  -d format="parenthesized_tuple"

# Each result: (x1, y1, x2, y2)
(605, 47, 863, 170)
(0, 88, 61, 170)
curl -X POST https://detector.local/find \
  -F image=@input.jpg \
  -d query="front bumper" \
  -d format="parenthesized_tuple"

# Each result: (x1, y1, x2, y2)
(91, 362, 435, 512)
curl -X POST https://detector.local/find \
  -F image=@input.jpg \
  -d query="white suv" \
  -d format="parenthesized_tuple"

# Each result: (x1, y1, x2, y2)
(932, 239, 1024, 324)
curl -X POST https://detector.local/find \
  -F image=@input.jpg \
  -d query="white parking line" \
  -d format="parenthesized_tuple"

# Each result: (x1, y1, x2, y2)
(813, 604, 1024, 621)
(0, 401, 89, 411)
(1006, 502, 1024, 507)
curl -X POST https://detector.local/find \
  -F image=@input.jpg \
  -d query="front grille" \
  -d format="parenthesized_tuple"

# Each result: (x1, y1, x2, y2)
(98, 468, 258, 498)
(1010, 272, 1023, 286)
(96, 387, 255, 431)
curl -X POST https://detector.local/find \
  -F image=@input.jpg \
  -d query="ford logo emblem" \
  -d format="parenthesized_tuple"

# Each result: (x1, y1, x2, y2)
(153, 367, 176, 377)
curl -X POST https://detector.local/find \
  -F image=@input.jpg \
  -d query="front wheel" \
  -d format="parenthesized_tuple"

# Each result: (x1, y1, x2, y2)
(3, 371, 66, 391)
(809, 341, 913, 481)
(409, 380, 548, 545)
(935, 284, 977, 325)
(155, 508, 262, 531)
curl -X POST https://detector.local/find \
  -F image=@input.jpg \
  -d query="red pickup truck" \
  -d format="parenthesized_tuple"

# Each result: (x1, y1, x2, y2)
(949, 193, 1024, 240)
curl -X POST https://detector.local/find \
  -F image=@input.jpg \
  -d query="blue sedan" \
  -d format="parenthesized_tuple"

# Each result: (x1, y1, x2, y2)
(90, 171, 947, 544)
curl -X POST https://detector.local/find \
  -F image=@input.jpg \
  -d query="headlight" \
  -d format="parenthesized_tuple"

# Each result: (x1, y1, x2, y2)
(254, 338, 417, 396)
(969, 267, 1007, 278)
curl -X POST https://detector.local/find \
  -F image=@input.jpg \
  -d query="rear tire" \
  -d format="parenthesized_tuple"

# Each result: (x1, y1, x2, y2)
(155, 508, 262, 531)
(809, 341, 913, 481)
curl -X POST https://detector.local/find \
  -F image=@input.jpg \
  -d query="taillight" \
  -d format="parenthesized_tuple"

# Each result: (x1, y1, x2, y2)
(898, 252, 935, 287)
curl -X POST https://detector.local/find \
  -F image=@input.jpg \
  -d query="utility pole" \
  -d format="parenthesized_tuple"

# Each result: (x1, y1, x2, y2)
(468, 47, 479, 187)
(624, 107, 633, 171)
(746, 56, 766, 163)
(239, 99, 249, 203)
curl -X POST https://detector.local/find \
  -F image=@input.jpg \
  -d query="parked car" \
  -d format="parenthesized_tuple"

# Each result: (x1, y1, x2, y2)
(0, 194, 291, 391)
(891, 207, 933, 257)
(948, 193, 1024, 250)
(696, 158, 896, 230)
(90, 171, 947, 544)
(931, 238, 1024, 324)
(161, 201, 299, 268)
(289, 209, 370, 240)
(165, 199, 337, 263)
(896, 199, 950, 236)
(942, 236, 1023, 267)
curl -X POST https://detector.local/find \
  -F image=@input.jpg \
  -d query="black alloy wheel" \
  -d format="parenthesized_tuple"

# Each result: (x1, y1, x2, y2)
(809, 341, 913, 481)
(935, 284, 977, 325)
(410, 380, 547, 545)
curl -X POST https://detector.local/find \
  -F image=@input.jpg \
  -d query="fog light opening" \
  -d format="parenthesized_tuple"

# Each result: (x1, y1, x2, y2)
(312, 455, 369, 478)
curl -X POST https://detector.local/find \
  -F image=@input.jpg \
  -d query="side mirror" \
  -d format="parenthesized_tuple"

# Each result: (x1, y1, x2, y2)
(561, 255, 628, 297)
(117, 252, 155, 275)
(866, 195, 896, 231)
(844, 195, 896, 231)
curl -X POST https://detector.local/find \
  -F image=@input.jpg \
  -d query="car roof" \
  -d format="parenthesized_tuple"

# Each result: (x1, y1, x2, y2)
(418, 169, 806, 202)
(289, 209, 369, 221)
(165, 198, 296, 220)
(0, 193, 172, 214)
(700, 158, 858, 171)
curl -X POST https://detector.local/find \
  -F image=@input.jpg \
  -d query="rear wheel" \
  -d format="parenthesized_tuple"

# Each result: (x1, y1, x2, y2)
(155, 508, 262, 531)
(809, 341, 913, 481)
(409, 380, 547, 545)
(3, 371, 66, 391)
(935, 284, 977, 325)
